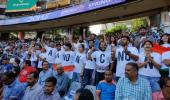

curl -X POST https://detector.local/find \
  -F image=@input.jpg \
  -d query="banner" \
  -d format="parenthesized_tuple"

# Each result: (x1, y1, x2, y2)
(6, 0, 37, 12)
(47, 0, 59, 9)
(58, 0, 71, 7)
(0, 0, 6, 8)
(0, 0, 126, 25)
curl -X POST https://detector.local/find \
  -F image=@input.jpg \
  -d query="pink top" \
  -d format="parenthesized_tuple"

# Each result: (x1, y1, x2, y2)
(152, 91, 166, 100)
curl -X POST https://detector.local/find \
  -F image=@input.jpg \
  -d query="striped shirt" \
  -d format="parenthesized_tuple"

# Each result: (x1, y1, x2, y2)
(115, 77, 152, 100)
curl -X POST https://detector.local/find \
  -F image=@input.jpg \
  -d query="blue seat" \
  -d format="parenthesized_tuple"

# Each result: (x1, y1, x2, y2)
(64, 82, 81, 100)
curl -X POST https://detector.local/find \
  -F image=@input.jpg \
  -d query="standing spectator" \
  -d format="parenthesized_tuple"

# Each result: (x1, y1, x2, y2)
(41, 35, 57, 68)
(23, 71, 42, 100)
(73, 44, 86, 82)
(37, 47, 47, 72)
(18, 60, 36, 83)
(113, 36, 139, 81)
(162, 50, 170, 78)
(159, 34, 170, 77)
(55, 43, 64, 67)
(96, 70, 116, 100)
(54, 66, 69, 97)
(91, 41, 112, 85)
(86, 34, 99, 50)
(12, 58, 21, 76)
(138, 41, 161, 94)
(133, 27, 148, 52)
(106, 36, 117, 52)
(38, 61, 54, 86)
(159, 34, 170, 48)
(74, 88, 94, 100)
(35, 76, 61, 100)
(61, 43, 75, 79)
(2, 72, 26, 100)
(82, 40, 96, 87)
(115, 62, 152, 100)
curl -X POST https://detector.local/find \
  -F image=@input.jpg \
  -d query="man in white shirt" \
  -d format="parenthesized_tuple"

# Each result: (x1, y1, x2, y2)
(41, 35, 57, 69)
(82, 40, 96, 87)
(55, 43, 64, 66)
(61, 43, 75, 79)
(113, 36, 139, 81)
(37, 48, 47, 72)
(91, 41, 112, 85)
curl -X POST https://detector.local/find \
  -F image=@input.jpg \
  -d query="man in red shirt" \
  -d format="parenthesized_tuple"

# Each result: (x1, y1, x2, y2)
(18, 60, 36, 83)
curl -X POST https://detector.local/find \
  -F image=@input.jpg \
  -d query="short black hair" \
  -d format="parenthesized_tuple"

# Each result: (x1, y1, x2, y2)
(121, 36, 131, 42)
(78, 44, 85, 51)
(98, 41, 106, 51)
(159, 77, 170, 89)
(56, 41, 61, 46)
(15, 58, 20, 65)
(105, 69, 113, 75)
(4, 71, 16, 79)
(65, 43, 72, 49)
(126, 62, 139, 72)
(28, 71, 39, 79)
(25, 60, 31, 66)
(45, 76, 57, 86)
(143, 40, 153, 47)
(139, 26, 146, 30)
(88, 40, 94, 44)
(42, 61, 49, 66)
(76, 88, 94, 100)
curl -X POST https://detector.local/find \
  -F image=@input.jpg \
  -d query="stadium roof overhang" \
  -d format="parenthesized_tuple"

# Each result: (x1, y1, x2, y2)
(0, 0, 170, 32)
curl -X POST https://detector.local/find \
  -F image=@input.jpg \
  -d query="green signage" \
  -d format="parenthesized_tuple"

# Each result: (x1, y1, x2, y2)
(6, 0, 37, 12)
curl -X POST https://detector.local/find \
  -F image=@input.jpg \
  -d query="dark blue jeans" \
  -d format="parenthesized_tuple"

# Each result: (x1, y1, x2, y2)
(82, 69, 94, 87)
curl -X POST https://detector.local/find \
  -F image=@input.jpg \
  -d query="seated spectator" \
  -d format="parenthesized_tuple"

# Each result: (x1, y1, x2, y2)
(35, 76, 61, 100)
(18, 60, 36, 83)
(2, 71, 26, 100)
(115, 62, 152, 100)
(74, 88, 94, 100)
(96, 70, 116, 100)
(23, 71, 42, 100)
(12, 58, 21, 76)
(0, 75, 3, 100)
(153, 77, 170, 100)
(1, 58, 13, 73)
(55, 66, 69, 97)
(38, 61, 54, 86)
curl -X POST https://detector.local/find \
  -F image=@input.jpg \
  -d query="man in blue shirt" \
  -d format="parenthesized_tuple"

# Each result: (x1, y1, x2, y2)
(86, 34, 99, 51)
(38, 61, 55, 86)
(115, 62, 152, 100)
(55, 66, 69, 97)
(23, 71, 42, 100)
(1, 58, 13, 73)
(2, 71, 26, 100)
(96, 70, 116, 100)
(35, 76, 61, 100)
